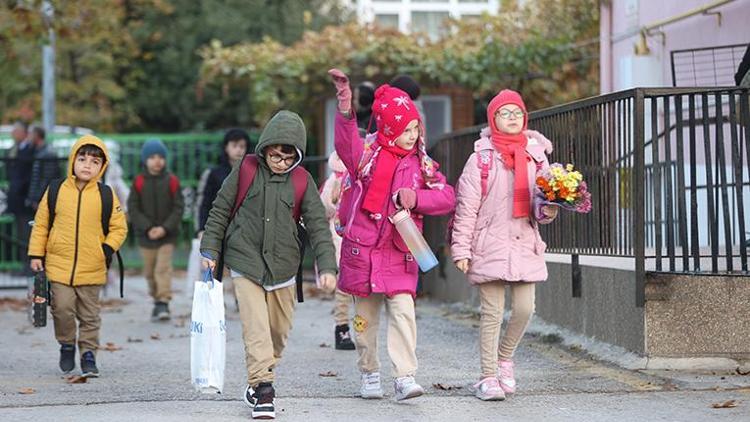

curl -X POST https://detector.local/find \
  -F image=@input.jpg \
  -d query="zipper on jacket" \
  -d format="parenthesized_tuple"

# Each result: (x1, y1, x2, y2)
(69, 188, 83, 285)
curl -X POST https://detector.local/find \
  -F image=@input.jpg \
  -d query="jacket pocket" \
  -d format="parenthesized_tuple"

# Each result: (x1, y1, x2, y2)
(471, 213, 494, 255)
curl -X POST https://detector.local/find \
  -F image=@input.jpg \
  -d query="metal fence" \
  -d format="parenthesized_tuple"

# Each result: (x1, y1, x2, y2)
(425, 86, 750, 306)
(670, 43, 748, 87)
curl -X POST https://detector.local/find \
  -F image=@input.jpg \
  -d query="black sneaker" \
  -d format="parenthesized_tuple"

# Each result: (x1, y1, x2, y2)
(59, 344, 75, 373)
(252, 383, 275, 420)
(151, 302, 170, 322)
(335, 324, 356, 350)
(80, 351, 99, 378)
(243, 384, 256, 408)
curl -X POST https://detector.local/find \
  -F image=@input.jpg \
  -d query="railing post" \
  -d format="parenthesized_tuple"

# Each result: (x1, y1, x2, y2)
(634, 89, 646, 307)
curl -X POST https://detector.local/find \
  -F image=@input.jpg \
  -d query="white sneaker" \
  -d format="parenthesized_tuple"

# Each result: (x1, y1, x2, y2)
(360, 372, 384, 399)
(394, 376, 424, 401)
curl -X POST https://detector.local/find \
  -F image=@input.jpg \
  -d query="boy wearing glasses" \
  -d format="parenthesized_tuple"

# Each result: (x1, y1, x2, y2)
(200, 110, 337, 420)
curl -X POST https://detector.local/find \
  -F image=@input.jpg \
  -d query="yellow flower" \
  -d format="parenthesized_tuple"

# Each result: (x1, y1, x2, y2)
(566, 164, 574, 171)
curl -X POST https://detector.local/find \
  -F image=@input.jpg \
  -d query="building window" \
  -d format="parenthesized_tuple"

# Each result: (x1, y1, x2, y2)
(411, 11, 450, 39)
(374, 14, 399, 29)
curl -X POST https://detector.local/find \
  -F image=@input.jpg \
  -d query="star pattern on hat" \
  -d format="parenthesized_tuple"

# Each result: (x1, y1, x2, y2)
(380, 103, 389, 110)
(393, 96, 411, 110)
(383, 124, 393, 136)
(394, 115, 402, 122)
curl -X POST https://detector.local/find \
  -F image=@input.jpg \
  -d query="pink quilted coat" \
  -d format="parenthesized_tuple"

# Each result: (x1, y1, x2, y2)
(451, 127, 556, 284)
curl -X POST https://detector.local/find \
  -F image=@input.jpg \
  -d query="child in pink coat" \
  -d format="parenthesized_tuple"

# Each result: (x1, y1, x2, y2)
(450, 89, 558, 401)
(329, 69, 455, 401)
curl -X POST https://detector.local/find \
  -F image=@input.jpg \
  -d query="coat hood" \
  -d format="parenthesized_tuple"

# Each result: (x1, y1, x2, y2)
(68, 135, 110, 183)
(255, 110, 306, 173)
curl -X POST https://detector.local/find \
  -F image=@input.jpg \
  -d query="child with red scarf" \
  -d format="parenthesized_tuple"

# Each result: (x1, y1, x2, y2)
(329, 69, 455, 401)
(450, 89, 559, 401)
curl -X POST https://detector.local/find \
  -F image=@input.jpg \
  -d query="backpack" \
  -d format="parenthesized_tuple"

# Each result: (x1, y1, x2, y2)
(46, 178, 125, 298)
(445, 149, 495, 246)
(133, 173, 180, 197)
(215, 154, 309, 302)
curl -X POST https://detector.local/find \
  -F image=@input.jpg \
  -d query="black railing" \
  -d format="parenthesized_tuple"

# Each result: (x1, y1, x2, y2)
(425, 87, 750, 306)
(670, 43, 748, 87)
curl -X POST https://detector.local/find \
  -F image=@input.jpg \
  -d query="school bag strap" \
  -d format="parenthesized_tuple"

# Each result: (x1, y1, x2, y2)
(133, 173, 180, 197)
(46, 179, 125, 298)
(477, 149, 493, 199)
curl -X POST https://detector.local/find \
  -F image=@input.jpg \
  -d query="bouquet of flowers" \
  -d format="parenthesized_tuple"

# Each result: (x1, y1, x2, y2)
(535, 163, 592, 213)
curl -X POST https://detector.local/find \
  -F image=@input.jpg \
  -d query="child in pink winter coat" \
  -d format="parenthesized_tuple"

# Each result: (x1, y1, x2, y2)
(450, 89, 558, 401)
(329, 69, 455, 401)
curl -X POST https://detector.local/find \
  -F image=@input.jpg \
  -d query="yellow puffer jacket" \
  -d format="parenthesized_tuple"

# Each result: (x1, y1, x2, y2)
(28, 135, 128, 286)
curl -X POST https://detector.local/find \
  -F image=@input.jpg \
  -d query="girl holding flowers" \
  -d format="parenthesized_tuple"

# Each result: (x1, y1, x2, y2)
(450, 89, 559, 401)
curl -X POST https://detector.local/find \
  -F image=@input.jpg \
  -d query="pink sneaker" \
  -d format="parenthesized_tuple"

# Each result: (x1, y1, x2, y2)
(497, 359, 516, 394)
(473, 376, 505, 401)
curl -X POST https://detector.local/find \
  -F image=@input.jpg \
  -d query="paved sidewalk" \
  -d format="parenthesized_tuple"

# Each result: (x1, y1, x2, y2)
(0, 275, 747, 421)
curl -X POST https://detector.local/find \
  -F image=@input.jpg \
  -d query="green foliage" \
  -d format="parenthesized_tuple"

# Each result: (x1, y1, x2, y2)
(200, 0, 600, 124)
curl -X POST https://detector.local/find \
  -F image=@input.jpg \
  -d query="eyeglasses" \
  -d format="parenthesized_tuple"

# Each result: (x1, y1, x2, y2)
(496, 109, 526, 120)
(267, 153, 297, 166)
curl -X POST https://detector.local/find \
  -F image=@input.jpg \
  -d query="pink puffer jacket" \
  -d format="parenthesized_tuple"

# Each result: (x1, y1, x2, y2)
(451, 127, 555, 284)
(335, 112, 455, 297)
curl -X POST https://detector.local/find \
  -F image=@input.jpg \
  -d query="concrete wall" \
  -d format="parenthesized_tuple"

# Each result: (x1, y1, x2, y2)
(645, 274, 750, 359)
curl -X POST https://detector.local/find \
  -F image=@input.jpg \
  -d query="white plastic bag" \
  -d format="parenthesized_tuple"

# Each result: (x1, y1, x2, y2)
(185, 238, 202, 297)
(190, 269, 226, 394)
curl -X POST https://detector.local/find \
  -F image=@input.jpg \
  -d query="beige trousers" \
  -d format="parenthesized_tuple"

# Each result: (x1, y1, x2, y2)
(478, 281, 536, 378)
(50, 282, 103, 356)
(234, 276, 296, 387)
(353, 293, 417, 378)
(140, 243, 174, 303)
(333, 289, 352, 326)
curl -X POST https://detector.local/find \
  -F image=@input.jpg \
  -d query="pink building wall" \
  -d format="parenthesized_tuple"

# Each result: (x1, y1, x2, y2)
(601, 0, 750, 93)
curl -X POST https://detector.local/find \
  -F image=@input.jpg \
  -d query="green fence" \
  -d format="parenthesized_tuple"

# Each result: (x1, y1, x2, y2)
(1, 131, 326, 273)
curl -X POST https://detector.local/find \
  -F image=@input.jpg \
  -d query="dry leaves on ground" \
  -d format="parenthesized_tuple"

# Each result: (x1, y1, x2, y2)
(150, 333, 161, 340)
(711, 400, 738, 409)
(433, 383, 462, 391)
(18, 387, 35, 394)
(127, 337, 143, 343)
(0, 297, 29, 312)
(65, 375, 87, 384)
(318, 371, 338, 377)
(99, 342, 123, 352)
(736, 367, 750, 376)
(319, 343, 331, 348)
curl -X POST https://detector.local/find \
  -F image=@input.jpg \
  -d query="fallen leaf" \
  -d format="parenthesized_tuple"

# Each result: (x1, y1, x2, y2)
(711, 400, 738, 409)
(318, 371, 337, 377)
(66, 375, 87, 384)
(0, 297, 29, 312)
(18, 387, 35, 394)
(736, 367, 750, 376)
(127, 337, 143, 343)
(99, 342, 123, 352)
(150, 333, 161, 340)
(319, 343, 331, 348)
(433, 383, 462, 391)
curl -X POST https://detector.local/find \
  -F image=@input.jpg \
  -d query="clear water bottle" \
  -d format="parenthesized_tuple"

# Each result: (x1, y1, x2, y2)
(389, 209, 439, 272)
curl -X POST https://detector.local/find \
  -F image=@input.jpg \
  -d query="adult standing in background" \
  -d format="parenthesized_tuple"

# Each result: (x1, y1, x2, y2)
(6, 121, 35, 271)
(26, 126, 61, 211)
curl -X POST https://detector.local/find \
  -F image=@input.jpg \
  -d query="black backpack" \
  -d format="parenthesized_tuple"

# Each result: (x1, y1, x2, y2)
(46, 178, 125, 297)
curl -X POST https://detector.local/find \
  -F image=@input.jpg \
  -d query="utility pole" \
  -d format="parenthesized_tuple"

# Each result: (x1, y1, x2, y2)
(41, 1, 55, 136)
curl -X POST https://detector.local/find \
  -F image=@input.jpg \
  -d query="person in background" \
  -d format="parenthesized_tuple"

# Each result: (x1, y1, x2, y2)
(26, 126, 61, 211)
(356, 81, 376, 135)
(6, 121, 34, 273)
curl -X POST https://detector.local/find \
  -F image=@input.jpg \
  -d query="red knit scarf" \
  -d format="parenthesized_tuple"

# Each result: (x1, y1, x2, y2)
(361, 142, 413, 215)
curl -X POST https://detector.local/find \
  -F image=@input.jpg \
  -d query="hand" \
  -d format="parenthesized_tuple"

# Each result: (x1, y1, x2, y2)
(397, 188, 417, 210)
(541, 205, 559, 219)
(318, 272, 337, 293)
(455, 258, 470, 274)
(102, 244, 114, 268)
(148, 226, 166, 240)
(201, 257, 216, 271)
(327, 68, 352, 114)
(30, 259, 44, 272)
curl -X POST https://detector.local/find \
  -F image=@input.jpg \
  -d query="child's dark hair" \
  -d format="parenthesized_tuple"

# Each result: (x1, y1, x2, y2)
(223, 128, 250, 147)
(265, 144, 296, 156)
(76, 144, 107, 163)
